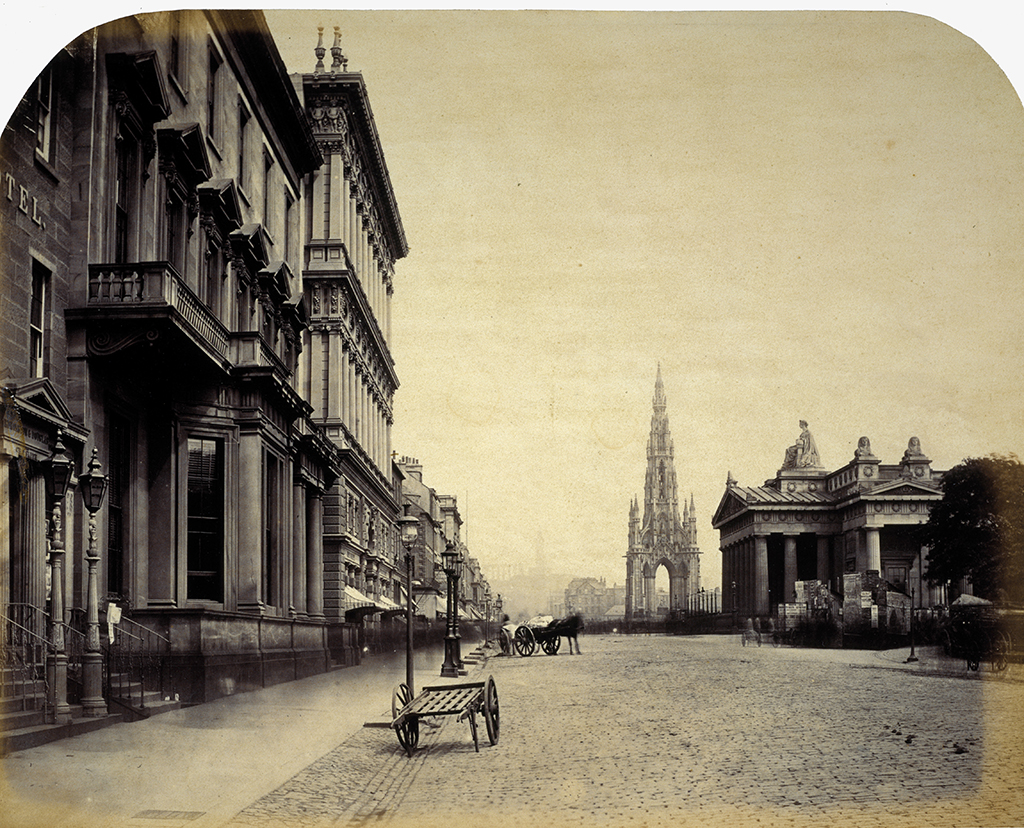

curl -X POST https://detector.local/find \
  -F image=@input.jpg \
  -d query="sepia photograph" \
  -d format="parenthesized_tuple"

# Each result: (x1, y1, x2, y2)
(1, 3, 1022, 827)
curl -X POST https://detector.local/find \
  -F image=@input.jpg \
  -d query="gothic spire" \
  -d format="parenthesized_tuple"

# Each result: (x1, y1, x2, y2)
(653, 362, 667, 413)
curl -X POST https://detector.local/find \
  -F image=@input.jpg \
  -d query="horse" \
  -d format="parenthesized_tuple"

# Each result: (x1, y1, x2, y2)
(559, 613, 584, 654)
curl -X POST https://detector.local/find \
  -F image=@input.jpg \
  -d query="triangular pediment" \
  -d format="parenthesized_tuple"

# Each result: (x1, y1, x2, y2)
(712, 487, 751, 527)
(4, 377, 74, 424)
(865, 478, 942, 498)
(1, 378, 88, 448)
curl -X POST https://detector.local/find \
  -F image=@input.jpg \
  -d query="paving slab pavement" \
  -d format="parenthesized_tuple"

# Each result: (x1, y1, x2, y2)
(0, 643, 453, 828)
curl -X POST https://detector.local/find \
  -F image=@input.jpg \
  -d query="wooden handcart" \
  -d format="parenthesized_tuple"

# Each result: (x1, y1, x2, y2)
(390, 676, 500, 756)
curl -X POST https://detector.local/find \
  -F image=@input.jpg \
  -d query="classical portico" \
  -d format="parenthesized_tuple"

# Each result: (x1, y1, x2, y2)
(713, 426, 947, 620)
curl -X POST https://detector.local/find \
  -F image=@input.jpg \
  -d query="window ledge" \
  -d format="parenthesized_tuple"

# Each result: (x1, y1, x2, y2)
(206, 135, 223, 162)
(168, 73, 189, 105)
(33, 150, 59, 183)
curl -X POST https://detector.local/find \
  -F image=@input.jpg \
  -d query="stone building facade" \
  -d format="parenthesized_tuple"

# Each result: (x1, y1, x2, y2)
(712, 424, 949, 627)
(0, 13, 408, 714)
(625, 366, 701, 621)
(293, 28, 409, 627)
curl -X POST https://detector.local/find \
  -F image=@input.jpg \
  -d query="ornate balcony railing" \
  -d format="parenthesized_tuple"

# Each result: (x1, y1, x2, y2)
(87, 262, 230, 362)
(229, 331, 288, 375)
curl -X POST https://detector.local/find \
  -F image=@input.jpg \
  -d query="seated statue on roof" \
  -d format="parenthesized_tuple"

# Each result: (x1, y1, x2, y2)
(782, 420, 821, 469)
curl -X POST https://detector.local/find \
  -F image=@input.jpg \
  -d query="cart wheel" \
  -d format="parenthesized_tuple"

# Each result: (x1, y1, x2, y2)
(392, 684, 419, 755)
(514, 626, 536, 657)
(484, 675, 500, 745)
(392, 682, 412, 719)
(991, 631, 1010, 672)
(771, 633, 780, 648)
(542, 635, 561, 655)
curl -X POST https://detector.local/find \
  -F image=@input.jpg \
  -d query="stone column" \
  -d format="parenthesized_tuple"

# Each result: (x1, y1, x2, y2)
(644, 569, 655, 616)
(865, 526, 881, 574)
(784, 534, 798, 604)
(754, 535, 769, 617)
(306, 491, 324, 619)
(292, 480, 307, 617)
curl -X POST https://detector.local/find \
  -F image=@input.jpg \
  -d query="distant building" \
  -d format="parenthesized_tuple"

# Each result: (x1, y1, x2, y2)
(625, 366, 701, 621)
(712, 426, 951, 632)
(395, 457, 492, 623)
(564, 577, 625, 621)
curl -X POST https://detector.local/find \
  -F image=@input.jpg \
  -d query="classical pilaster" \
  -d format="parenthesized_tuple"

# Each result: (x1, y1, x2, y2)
(328, 152, 343, 240)
(26, 472, 49, 616)
(236, 431, 265, 613)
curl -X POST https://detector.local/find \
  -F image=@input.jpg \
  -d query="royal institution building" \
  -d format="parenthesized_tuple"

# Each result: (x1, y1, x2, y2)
(0, 11, 425, 733)
(712, 424, 951, 637)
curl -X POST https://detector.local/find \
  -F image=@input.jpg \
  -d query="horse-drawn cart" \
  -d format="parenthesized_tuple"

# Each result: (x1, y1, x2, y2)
(510, 615, 582, 656)
(390, 676, 500, 756)
(943, 596, 1022, 672)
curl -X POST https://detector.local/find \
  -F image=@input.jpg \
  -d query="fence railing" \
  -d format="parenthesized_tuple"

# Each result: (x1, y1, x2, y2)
(102, 615, 173, 713)
(1, 614, 49, 703)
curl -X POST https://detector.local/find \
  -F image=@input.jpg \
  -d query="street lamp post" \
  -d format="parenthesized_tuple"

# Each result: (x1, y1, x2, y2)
(46, 431, 74, 725)
(440, 541, 460, 677)
(454, 548, 464, 671)
(398, 507, 419, 696)
(483, 586, 491, 646)
(79, 448, 108, 717)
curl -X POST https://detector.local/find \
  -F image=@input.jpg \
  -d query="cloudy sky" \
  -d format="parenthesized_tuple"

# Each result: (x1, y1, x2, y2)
(4, 4, 1023, 610)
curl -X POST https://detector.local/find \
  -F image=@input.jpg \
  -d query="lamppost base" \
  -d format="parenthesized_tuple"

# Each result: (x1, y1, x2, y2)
(905, 655, 919, 663)
(441, 637, 460, 677)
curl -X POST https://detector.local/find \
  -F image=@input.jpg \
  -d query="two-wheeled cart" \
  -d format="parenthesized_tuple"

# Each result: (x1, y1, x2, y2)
(390, 676, 500, 756)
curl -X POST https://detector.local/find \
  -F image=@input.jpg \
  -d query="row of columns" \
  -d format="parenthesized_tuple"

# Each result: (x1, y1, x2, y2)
(316, 327, 390, 475)
(325, 153, 390, 343)
(722, 535, 769, 618)
(235, 430, 325, 617)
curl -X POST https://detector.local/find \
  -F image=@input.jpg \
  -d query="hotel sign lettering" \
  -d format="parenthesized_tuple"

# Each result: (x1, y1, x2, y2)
(4, 171, 47, 229)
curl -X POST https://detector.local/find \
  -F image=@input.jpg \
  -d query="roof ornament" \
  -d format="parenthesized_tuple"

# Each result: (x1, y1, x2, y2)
(726, 470, 737, 488)
(330, 26, 348, 73)
(314, 26, 326, 74)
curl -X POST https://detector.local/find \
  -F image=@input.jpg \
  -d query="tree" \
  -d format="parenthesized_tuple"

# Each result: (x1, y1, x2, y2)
(920, 454, 1024, 603)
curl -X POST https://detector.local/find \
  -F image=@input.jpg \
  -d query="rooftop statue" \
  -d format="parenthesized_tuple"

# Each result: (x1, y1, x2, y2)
(782, 420, 821, 469)
(855, 436, 875, 459)
(903, 436, 925, 460)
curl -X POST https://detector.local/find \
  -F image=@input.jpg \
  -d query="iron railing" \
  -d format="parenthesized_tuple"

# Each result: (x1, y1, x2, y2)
(1, 614, 49, 704)
(102, 615, 172, 713)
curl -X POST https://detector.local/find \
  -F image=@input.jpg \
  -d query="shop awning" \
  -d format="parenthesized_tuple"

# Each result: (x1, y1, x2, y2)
(344, 586, 384, 621)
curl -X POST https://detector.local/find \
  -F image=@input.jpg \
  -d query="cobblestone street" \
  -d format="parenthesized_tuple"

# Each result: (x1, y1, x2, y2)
(228, 634, 1024, 828)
